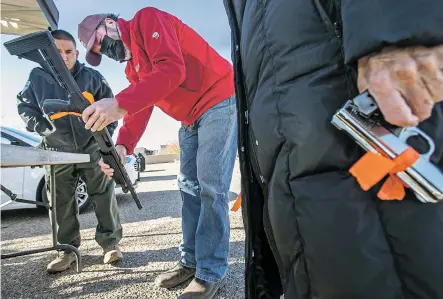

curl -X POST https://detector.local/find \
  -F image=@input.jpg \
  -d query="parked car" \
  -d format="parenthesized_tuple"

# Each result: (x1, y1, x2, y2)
(0, 126, 140, 213)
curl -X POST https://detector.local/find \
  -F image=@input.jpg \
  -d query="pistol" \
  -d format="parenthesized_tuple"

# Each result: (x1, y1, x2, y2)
(4, 31, 143, 210)
(331, 91, 443, 203)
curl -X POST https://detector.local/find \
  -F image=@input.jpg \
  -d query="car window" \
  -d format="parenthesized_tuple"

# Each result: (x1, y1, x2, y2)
(3, 127, 41, 144)
(0, 132, 32, 147)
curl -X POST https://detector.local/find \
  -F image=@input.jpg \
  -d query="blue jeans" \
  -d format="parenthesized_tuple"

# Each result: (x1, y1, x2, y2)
(177, 96, 238, 283)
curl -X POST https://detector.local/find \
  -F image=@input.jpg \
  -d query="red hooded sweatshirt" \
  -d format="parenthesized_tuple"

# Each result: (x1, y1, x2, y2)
(115, 7, 235, 154)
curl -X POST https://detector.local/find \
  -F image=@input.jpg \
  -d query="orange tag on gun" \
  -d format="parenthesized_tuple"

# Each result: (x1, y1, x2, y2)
(48, 91, 95, 120)
(231, 193, 242, 212)
(82, 91, 95, 104)
(350, 147, 420, 200)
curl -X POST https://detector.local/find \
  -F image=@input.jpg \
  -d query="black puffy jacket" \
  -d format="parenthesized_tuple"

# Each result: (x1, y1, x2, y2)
(223, 1, 443, 298)
(17, 61, 118, 152)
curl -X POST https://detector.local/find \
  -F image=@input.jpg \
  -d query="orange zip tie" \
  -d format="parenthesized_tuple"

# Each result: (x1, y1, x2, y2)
(82, 91, 95, 104)
(349, 147, 420, 200)
(231, 193, 242, 211)
(48, 91, 95, 120)
(49, 111, 82, 120)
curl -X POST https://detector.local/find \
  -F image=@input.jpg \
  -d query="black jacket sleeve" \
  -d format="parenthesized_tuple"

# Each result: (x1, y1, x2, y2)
(16, 74, 53, 136)
(340, 0, 443, 63)
(93, 71, 119, 137)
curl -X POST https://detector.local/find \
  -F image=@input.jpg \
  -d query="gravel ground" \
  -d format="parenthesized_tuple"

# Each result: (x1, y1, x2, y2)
(1, 160, 245, 299)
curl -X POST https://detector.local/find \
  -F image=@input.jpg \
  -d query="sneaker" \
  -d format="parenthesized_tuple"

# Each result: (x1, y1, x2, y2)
(178, 277, 226, 299)
(154, 263, 196, 289)
(47, 251, 76, 273)
(103, 244, 123, 264)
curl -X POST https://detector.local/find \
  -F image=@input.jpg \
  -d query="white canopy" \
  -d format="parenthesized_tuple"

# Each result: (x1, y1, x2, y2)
(1, 0, 59, 35)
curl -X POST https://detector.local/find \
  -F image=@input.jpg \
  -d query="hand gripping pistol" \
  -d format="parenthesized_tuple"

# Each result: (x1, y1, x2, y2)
(331, 91, 443, 203)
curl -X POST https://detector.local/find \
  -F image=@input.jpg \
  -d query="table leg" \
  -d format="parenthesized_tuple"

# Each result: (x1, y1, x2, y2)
(50, 165, 57, 246)
(1, 166, 82, 273)
(55, 244, 82, 273)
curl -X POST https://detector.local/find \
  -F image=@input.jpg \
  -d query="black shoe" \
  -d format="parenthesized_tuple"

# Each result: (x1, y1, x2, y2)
(154, 263, 196, 289)
(178, 277, 226, 299)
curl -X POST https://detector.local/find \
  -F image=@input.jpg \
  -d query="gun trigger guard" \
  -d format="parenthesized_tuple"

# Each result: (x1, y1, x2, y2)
(398, 127, 435, 161)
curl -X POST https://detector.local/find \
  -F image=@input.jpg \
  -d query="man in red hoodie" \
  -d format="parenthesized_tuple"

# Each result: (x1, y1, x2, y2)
(78, 7, 237, 299)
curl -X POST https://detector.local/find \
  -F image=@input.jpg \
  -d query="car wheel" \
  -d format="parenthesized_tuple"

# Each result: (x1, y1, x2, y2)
(138, 153, 146, 172)
(37, 178, 91, 214)
(37, 179, 48, 211)
(76, 178, 91, 213)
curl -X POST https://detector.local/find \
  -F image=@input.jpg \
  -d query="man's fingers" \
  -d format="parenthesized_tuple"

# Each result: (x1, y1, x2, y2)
(90, 115, 107, 132)
(373, 89, 419, 127)
(392, 56, 434, 122)
(119, 153, 126, 164)
(97, 120, 110, 132)
(98, 158, 113, 177)
(82, 104, 96, 123)
(401, 82, 433, 122)
(98, 159, 106, 167)
(99, 161, 111, 169)
(115, 146, 127, 165)
(367, 68, 419, 127)
(359, 45, 443, 127)
(357, 56, 370, 93)
(100, 165, 114, 176)
(84, 111, 101, 130)
(434, 44, 443, 64)
(413, 50, 443, 103)
(100, 163, 113, 171)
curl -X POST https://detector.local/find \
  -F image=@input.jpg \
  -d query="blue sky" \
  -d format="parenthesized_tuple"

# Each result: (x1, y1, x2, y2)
(1, 0, 232, 150)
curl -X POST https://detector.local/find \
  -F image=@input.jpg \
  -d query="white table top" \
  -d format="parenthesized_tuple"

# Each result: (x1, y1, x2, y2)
(0, 144, 90, 168)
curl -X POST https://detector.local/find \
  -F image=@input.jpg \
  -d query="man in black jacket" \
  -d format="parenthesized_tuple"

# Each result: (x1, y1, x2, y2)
(224, 1, 443, 298)
(16, 30, 123, 273)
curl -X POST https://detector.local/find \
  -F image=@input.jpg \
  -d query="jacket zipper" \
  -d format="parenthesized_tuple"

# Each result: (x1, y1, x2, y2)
(334, 21, 341, 39)
(333, 21, 345, 57)
(248, 129, 266, 185)
(226, 3, 257, 297)
(225, 1, 285, 295)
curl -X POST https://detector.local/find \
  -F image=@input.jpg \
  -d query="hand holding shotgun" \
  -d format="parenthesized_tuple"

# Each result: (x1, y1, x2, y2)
(42, 90, 143, 210)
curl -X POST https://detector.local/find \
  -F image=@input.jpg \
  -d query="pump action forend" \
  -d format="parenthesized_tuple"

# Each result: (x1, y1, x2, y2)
(4, 30, 143, 210)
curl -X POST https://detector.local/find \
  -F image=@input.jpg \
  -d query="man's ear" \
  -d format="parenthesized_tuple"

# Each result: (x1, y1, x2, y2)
(76, 49, 79, 58)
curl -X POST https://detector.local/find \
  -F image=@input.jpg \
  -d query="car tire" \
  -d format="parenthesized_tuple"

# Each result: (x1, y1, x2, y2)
(36, 178, 92, 214)
(137, 153, 146, 172)
(37, 179, 48, 211)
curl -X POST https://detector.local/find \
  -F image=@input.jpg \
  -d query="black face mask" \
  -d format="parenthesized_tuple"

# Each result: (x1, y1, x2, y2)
(100, 35, 126, 62)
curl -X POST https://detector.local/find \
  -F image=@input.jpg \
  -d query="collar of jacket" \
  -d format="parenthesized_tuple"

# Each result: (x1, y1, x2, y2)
(117, 18, 132, 52)
(70, 60, 84, 77)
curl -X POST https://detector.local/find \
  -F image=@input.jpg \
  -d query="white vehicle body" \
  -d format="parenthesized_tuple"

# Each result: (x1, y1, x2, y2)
(0, 126, 139, 212)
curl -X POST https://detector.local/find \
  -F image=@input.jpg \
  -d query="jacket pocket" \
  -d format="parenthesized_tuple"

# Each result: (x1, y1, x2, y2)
(179, 53, 204, 92)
